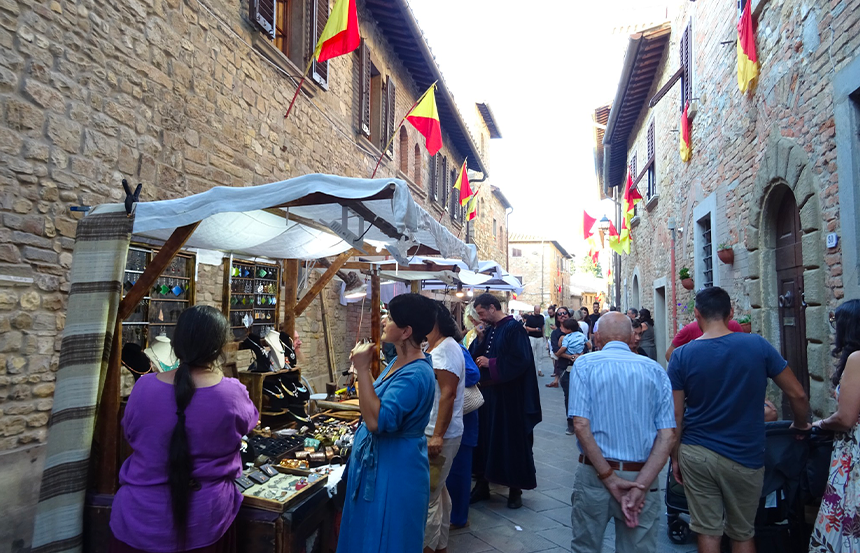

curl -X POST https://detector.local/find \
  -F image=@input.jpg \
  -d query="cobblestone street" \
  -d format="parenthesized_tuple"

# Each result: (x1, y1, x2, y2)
(449, 353, 696, 553)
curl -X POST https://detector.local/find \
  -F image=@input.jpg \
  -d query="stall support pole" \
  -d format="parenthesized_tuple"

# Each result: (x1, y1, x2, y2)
(283, 259, 299, 339)
(411, 280, 420, 294)
(370, 267, 381, 379)
(293, 249, 354, 318)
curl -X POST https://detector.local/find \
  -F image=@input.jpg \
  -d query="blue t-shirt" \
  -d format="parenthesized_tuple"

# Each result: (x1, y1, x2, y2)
(667, 333, 787, 468)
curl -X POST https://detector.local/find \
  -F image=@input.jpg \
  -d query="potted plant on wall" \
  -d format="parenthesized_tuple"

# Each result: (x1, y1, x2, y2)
(736, 314, 752, 333)
(717, 243, 734, 265)
(679, 267, 695, 290)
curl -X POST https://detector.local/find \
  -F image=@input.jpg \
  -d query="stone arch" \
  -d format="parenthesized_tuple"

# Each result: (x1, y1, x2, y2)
(399, 127, 409, 174)
(745, 129, 830, 413)
(630, 267, 641, 310)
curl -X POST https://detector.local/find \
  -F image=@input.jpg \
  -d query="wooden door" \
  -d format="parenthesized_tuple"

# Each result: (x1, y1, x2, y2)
(774, 192, 809, 417)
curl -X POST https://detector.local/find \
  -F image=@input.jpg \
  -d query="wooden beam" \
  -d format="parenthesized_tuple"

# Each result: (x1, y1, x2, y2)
(118, 222, 199, 319)
(319, 291, 337, 383)
(411, 280, 420, 293)
(273, 186, 396, 209)
(649, 67, 684, 108)
(94, 318, 122, 493)
(294, 250, 354, 317)
(370, 268, 381, 379)
(341, 200, 402, 240)
(282, 259, 299, 339)
(340, 261, 460, 273)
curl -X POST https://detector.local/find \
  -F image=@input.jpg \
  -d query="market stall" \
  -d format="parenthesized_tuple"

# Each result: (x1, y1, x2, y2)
(31, 175, 477, 553)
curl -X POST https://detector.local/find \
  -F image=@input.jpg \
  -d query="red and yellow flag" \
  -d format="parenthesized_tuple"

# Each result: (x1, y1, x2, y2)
(737, 0, 759, 93)
(583, 212, 597, 239)
(680, 103, 692, 162)
(607, 221, 623, 255)
(406, 84, 442, 156)
(453, 159, 473, 206)
(313, 0, 360, 63)
(465, 195, 478, 221)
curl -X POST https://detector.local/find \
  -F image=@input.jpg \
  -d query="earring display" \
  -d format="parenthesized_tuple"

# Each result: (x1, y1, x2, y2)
(121, 246, 196, 349)
(239, 469, 326, 512)
(224, 259, 280, 339)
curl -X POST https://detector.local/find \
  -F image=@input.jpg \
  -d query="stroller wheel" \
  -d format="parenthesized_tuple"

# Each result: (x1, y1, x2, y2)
(667, 518, 691, 544)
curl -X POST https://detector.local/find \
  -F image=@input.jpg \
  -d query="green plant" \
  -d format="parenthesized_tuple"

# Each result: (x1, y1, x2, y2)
(737, 314, 751, 324)
(717, 242, 731, 251)
(679, 267, 691, 280)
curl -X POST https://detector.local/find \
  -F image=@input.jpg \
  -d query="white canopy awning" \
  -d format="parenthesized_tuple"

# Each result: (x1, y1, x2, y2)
(104, 174, 478, 269)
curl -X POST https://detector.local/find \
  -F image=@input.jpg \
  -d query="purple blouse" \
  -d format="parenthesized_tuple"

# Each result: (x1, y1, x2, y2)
(110, 374, 258, 552)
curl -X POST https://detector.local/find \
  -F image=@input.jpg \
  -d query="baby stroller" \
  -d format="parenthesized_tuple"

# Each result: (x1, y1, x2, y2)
(666, 422, 834, 552)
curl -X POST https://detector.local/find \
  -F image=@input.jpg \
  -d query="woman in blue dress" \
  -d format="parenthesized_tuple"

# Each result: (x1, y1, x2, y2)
(337, 293, 437, 553)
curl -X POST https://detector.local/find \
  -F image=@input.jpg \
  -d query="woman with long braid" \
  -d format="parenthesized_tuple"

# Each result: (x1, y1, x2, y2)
(110, 306, 258, 552)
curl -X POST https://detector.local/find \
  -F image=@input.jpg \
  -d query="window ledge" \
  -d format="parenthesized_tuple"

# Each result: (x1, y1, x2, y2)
(630, 215, 641, 228)
(397, 171, 427, 200)
(645, 194, 659, 212)
(249, 28, 320, 99)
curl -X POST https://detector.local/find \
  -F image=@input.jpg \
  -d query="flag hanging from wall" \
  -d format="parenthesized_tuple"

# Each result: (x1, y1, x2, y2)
(607, 221, 624, 255)
(313, 0, 360, 62)
(406, 83, 443, 156)
(453, 159, 473, 205)
(465, 194, 478, 221)
(737, 0, 759, 93)
(680, 102, 692, 162)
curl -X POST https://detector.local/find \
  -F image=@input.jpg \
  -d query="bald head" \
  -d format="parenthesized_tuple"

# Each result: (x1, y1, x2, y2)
(598, 312, 633, 344)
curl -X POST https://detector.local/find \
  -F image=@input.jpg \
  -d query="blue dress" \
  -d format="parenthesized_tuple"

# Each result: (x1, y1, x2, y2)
(337, 356, 436, 553)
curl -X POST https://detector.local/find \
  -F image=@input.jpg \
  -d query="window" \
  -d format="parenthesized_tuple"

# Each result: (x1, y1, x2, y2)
(250, 0, 328, 87)
(449, 169, 458, 219)
(441, 157, 449, 207)
(629, 152, 638, 217)
(646, 120, 656, 199)
(358, 41, 394, 153)
(698, 216, 714, 288)
(493, 218, 497, 236)
(680, 21, 692, 108)
(512, 248, 522, 257)
(399, 127, 409, 174)
(430, 154, 439, 200)
(413, 144, 422, 188)
(499, 225, 504, 249)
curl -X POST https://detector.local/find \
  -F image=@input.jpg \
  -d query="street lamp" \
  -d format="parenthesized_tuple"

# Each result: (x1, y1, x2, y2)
(597, 214, 611, 248)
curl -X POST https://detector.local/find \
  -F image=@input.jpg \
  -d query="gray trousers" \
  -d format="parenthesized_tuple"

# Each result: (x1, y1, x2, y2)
(570, 464, 660, 553)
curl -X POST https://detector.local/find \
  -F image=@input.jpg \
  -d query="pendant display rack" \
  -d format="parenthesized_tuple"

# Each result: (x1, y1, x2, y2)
(121, 246, 196, 347)
(224, 258, 280, 339)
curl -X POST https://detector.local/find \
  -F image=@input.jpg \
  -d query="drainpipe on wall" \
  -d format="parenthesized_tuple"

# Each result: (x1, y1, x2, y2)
(505, 206, 513, 272)
(668, 217, 678, 335)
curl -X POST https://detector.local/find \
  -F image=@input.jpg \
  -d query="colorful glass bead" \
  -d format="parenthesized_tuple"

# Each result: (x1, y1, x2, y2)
(159, 285, 170, 295)
(171, 285, 183, 296)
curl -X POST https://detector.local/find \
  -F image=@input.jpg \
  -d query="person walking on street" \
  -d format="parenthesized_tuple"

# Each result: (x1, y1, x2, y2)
(668, 287, 810, 553)
(524, 305, 546, 377)
(469, 294, 541, 509)
(587, 302, 601, 339)
(809, 299, 860, 552)
(568, 313, 676, 553)
(637, 308, 658, 361)
(544, 305, 556, 357)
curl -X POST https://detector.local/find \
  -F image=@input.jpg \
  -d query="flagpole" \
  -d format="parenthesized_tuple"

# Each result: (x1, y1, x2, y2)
(370, 82, 437, 178)
(284, 56, 315, 120)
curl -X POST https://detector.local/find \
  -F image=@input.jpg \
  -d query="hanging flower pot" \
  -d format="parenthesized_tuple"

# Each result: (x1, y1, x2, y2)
(681, 278, 695, 291)
(717, 245, 734, 265)
(739, 322, 752, 333)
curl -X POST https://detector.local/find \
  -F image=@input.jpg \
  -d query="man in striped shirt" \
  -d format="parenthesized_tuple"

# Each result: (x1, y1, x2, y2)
(568, 313, 676, 553)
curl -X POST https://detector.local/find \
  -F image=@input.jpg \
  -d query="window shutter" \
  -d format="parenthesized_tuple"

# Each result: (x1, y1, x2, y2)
(647, 121, 655, 161)
(310, 0, 329, 88)
(386, 77, 396, 157)
(630, 151, 637, 179)
(359, 41, 370, 137)
(441, 157, 448, 207)
(431, 154, 439, 200)
(249, 0, 276, 39)
(381, 77, 389, 149)
(680, 22, 691, 106)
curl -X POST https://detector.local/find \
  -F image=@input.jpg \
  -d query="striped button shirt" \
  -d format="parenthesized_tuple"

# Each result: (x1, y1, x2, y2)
(568, 341, 675, 463)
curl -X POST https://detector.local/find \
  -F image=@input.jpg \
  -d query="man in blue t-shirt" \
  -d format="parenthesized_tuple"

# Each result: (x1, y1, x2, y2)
(667, 287, 810, 553)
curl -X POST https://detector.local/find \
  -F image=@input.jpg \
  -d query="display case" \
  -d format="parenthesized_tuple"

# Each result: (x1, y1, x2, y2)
(121, 246, 196, 347)
(224, 258, 280, 339)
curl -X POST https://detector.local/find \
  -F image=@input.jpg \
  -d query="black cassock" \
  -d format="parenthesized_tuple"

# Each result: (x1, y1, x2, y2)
(469, 315, 542, 489)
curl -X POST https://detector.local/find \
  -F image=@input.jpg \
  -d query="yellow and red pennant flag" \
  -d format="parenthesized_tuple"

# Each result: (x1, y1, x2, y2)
(453, 159, 473, 206)
(465, 195, 478, 221)
(607, 221, 624, 255)
(313, 0, 360, 63)
(680, 102, 692, 162)
(406, 83, 443, 156)
(583, 212, 597, 240)
(737, 0, 759, 93)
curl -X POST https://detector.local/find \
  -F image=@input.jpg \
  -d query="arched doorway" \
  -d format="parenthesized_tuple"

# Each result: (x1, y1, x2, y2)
(771, 186, 809, 415)
(631, 274, 640, 310)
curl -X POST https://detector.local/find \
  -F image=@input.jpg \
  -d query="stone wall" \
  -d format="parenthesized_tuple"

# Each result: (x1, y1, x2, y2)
(0, 0, 483, 546)
(468, 186, 509, 268)
(615, 0, 859, 415)
(508, 241, 570, 308)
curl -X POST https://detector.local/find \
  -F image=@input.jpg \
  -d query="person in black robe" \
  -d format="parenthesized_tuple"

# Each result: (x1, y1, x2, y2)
(468, 293, 542, 509)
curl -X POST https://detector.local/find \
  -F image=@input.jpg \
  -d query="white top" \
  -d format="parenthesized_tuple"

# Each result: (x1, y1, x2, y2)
(579, 321, 589, 335)
(426, 337, 466, 439)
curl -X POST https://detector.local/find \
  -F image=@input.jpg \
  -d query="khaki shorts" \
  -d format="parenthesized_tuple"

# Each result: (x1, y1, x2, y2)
(678, 443, 764, 541)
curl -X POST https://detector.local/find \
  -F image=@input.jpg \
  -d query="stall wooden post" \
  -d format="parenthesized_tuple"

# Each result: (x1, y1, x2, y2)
(282, 259, 299, 339)
(410, 280, 420, 294)
(370, 267, 381, 379)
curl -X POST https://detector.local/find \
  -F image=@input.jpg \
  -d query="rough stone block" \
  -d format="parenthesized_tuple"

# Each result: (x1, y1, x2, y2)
(794, 166, 815, 208)
(747, 279, 763, 308)
(804, 306, 829, 345)
(47, 115, 82, 153)
(808, 378, 836, 419)
(21, 247, 58, 264)
(5, 99, 45, 131)
(802, 268, 826, 306)
(801, 231, 823, 270)
(745, 227, 759, 251)
(748, 250, 761, 279)
(806, 342, 830, 381)
(799, 196, 821, 232)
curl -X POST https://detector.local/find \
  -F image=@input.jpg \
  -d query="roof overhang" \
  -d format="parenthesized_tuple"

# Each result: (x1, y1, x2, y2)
(592, 104, 611, 201)
(509, 236, 572, 259)
(364, 0, 488, 176)
(602, 22, 672, 193)
(491, 186, 513, 210)
(476, 103, 502, 138)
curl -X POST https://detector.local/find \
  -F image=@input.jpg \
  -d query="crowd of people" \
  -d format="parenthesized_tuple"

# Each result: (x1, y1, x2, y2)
(107, 291, 860, 553)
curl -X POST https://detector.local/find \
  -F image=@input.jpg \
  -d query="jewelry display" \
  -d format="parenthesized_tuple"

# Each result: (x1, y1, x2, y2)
(224, 259, 279, 339)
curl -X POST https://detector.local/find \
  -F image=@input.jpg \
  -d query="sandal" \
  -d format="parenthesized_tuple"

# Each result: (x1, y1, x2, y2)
(545, 381, 559, 388)
(538, 371, 545, 377)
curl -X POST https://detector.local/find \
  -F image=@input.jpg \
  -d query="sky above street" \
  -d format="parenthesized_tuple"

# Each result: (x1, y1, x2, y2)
(408, 0, 673, 256)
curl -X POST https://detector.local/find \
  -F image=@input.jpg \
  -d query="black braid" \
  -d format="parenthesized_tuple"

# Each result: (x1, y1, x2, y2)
(168, 361, 195, 545)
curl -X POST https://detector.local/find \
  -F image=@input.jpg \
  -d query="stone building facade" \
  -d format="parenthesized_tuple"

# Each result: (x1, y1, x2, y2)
(598, 0, 860, 411)
(0, 0, 493, 546)
(508, 235, 572, 308)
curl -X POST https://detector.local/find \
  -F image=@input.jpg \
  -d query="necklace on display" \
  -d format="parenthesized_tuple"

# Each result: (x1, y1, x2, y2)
(149, 347, 179, 371)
